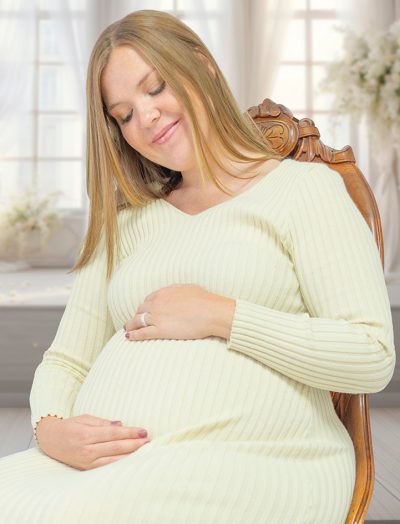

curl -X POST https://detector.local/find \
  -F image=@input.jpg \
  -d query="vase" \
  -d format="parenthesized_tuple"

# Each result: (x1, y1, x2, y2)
(0, 230, 45, 271)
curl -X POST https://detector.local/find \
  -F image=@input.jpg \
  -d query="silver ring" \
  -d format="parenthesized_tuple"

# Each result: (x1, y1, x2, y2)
(139, 312, 148, 327)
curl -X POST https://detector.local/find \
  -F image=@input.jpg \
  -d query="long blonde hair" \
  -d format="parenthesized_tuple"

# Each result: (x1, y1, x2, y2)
(71, 9, 281, 279)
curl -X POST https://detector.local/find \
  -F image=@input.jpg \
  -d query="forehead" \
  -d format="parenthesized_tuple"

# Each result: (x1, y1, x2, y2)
(101, 46, 155, 103)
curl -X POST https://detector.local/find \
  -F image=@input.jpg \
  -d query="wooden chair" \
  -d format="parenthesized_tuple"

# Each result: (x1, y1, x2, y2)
(247, 98, 381, 524)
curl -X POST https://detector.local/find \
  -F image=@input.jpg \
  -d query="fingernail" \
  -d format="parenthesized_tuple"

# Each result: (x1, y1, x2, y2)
(138, 429, 148, 437)
(111, 420, 122, 426)
(125, 332, 130, 339)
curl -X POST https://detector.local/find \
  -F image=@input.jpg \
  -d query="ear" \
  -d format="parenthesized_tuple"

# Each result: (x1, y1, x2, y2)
(195, 47, 216, 78)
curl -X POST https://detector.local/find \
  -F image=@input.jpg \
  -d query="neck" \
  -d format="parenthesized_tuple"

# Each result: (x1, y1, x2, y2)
(178, 156, 277, 192)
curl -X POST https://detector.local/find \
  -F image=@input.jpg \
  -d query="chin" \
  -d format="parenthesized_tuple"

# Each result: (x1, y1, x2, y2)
(158, 156, 195, 174)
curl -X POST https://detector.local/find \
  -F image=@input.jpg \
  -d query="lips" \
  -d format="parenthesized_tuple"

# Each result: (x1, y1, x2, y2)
(152, 120, 180, 144)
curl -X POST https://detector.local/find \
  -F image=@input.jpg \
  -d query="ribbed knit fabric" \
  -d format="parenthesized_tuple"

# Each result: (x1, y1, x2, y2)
(0, 159, 395, 524)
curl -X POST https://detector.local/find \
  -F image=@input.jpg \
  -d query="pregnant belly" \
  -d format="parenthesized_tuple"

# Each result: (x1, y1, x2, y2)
(72, 330, 313, 443)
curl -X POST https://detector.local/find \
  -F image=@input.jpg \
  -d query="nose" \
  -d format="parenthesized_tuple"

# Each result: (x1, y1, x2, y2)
(141, 104, 160, 128)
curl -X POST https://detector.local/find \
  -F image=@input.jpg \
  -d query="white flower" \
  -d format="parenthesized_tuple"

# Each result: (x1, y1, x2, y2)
(0, 187, 67, 256)
(320, 20, 400, 152)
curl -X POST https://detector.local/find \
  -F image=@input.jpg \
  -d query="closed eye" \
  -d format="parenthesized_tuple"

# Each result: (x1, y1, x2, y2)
(149, 80, 166, 97)
(121, 110, 133, 125)
(120, 81, 166, 126)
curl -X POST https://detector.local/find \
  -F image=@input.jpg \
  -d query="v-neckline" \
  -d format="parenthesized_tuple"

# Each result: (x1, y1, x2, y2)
(159, 159, 289, 218)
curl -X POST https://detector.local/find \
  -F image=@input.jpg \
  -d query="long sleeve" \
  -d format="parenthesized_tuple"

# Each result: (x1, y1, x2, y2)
(226, 162, 396, 393)
(29, 229, 116, 432)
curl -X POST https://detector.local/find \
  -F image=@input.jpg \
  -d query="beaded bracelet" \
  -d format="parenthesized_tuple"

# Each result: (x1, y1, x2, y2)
(33, 414, 64, 444)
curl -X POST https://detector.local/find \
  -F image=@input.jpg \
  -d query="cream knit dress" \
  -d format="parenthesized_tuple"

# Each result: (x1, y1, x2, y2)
(0, 159, 395, 524)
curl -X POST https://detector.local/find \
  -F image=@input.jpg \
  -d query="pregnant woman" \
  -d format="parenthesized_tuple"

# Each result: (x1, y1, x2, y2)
(0, 10, 395, 524)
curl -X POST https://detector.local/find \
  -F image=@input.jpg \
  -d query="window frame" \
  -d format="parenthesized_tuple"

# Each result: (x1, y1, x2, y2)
(273, 0, 351, 151)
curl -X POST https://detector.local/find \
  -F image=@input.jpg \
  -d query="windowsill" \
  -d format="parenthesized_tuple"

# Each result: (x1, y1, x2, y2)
(0, 268, 73, 308)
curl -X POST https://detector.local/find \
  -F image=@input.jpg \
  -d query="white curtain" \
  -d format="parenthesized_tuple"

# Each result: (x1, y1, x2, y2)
(0, 0, 35, 162)
(337, 0, 400, 283)
(47, 1, 98, 115)
(220, 0, 294, 111)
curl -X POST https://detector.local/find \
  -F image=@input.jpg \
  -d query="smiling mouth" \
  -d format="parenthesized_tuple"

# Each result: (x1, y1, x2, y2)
(153, 120, 180, 144)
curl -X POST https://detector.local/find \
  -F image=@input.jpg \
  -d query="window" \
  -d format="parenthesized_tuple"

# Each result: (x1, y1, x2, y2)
(0, 0, 222, 212)
(36, 2, 86, 210)
(271, 0, 350, 150)
(0, 1, 86, 210)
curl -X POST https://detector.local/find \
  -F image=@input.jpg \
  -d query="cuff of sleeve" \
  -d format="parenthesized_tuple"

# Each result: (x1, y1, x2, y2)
(33, 414, 64, 445)
(226, 298, 308, 354)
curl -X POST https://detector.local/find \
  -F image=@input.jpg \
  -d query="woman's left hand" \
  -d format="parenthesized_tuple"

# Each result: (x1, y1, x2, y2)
(124, 284, 235, 341)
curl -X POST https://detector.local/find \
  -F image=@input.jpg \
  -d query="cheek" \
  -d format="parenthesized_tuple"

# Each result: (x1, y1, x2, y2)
(121, 129, 147, 153)
(179, 118, 195, 146)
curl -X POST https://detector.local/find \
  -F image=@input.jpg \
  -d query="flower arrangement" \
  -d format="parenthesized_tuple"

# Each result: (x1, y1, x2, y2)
(320, 20, 400, 150)
(0, 188, 65, 259)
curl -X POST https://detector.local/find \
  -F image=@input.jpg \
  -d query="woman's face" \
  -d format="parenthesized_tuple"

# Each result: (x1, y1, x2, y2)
(101, 45, 205, 173)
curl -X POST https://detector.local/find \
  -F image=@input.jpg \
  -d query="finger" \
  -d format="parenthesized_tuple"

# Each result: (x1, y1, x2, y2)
(88, 425, 148, 443)
(136, 301, 153, 315)
(92, 453, 134, 469)
(74, 414, 124, 427)
(125, 325, 159, 341)
(124, 309, 152, 332)
(90, 437, 150, 460)
(125, 312, 154, 334)
(143, 291, 157, 301)
(138, 293, 155, 308)
(123, 319, 137, 331)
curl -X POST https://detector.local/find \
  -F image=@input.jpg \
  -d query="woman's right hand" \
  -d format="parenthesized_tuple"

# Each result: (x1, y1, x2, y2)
(35, 413, 151, 471)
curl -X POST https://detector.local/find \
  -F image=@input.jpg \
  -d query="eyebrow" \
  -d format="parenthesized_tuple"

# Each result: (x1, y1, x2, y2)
(107, 67, 157, 112)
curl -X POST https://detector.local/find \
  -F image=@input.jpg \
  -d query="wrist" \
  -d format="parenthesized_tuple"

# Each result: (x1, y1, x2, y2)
(34, 414, 64, 444)
(210, 295, 236, 340)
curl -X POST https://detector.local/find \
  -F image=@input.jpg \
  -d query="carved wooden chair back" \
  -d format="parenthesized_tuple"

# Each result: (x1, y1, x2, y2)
(248, 98, 381, 524)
